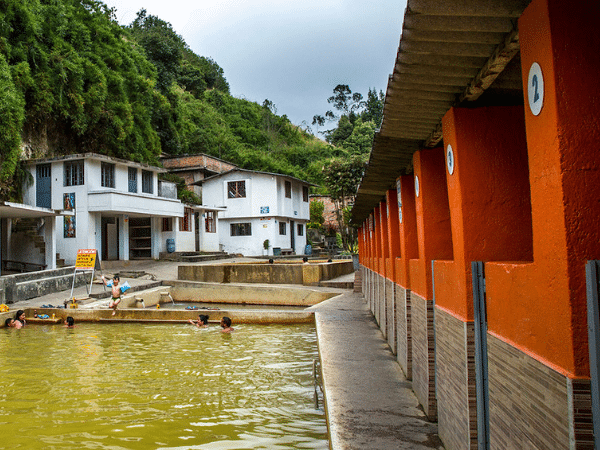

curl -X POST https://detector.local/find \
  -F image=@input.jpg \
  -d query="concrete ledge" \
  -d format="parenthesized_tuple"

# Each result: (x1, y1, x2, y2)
(178, 260, 354, 286)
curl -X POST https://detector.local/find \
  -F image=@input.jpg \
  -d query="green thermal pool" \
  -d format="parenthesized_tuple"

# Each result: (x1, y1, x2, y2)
(0, 322, 327, 449)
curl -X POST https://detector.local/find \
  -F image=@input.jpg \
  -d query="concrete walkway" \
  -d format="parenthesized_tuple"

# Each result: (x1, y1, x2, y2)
(313, 290, 444, 449)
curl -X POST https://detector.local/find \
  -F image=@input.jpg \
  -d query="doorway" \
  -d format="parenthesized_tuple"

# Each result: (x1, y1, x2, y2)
(101, 217, 119, 261)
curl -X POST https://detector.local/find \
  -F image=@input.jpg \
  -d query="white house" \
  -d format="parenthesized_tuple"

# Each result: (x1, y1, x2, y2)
(200, 169, 312, 256)
(22, 153, 202, 264)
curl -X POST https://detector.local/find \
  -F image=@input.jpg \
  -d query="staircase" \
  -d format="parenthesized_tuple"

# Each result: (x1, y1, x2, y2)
(56, 254, 66, 268)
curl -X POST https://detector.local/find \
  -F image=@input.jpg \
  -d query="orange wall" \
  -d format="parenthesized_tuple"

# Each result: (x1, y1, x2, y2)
(434, 106, 532, 321)
(485, 0, 600, 377)
(409, 148, 453, 300)
(396, 175, 418, 288)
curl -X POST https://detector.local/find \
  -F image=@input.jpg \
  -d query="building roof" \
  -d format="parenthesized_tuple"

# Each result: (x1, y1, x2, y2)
(25, 153, 167, 173)
(196, 168, 317, 187)
(351, 0, 531, 224)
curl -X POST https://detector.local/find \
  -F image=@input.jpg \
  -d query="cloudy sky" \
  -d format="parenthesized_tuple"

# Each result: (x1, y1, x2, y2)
(101, 0, 406, 130)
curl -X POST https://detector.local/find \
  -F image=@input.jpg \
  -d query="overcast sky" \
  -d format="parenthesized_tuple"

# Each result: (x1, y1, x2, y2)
(101, 0, 406, 130)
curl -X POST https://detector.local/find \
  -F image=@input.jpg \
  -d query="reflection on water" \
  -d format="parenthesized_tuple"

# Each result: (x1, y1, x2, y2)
(0, 323, 328, 449)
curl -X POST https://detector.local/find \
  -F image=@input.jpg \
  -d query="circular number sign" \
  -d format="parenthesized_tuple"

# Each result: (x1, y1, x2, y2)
(447, 144, 455, 175)
(527, 62, 544, 116)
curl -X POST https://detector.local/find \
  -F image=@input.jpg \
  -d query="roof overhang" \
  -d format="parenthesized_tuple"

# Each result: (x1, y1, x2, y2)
(25, 153, 167, 173)
(351, 0, 530, 224)
(0, 202, 67, 218)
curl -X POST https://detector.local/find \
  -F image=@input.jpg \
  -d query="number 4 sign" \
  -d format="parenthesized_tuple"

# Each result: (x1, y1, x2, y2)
(528, 62, 544, 116)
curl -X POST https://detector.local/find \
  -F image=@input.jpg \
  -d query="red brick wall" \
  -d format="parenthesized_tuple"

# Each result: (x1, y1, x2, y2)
(161, 154, 237, 173)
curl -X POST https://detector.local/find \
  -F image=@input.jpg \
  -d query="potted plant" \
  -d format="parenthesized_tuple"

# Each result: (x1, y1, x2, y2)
(263, 239, 270, 256)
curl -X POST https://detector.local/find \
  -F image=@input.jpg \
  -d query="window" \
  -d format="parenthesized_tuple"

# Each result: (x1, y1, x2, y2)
(228, 180, 246, 198)
(231, 223, 251, 236)
(101, 162, 115, 188)
(142, 170, 153, 194)
(162, 217, 173, 232)
(205, 211, 216, 233)
(64, 160, 84, 186)
(303, 186, 309, 202)
(297, 224, 304, 236)
(279, 222, 286, 235)
(285, 180, 291, 198)
(179, 207, 192, 232)
(128, 167, 137, 193)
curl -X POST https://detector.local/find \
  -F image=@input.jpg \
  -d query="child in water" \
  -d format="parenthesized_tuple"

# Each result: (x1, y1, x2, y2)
(64, 316, 75, 327)
(102, 275, 122, 315)
(220, 316, 234, 333)
(4, 318, 15, 328)
(189, 314, 209, 328)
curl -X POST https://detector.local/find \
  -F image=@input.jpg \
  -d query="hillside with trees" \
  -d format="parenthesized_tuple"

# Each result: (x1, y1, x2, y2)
(0, 0, 383, 223)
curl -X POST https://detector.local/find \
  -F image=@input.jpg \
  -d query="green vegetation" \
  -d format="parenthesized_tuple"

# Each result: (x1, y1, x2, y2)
(0, 1, 382, 212)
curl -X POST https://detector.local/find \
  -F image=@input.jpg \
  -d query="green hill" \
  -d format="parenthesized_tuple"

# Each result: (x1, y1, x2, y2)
(0, 0, 342, 201)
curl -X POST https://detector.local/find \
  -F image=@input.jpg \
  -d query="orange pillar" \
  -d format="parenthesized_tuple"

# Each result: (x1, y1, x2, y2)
(386, 189, 401, 283)
(395, 175, 418, 289)
(409, 147, 453, 420)
(378, 200, 389, 279)
(374, 206, 383, 275)
(434, 105, 531, 450)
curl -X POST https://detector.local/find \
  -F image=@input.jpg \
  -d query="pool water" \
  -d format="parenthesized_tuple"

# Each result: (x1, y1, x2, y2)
(0, 323, 327, 449)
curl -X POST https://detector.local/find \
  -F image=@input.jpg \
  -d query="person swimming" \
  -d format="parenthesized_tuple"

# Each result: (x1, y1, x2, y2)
(64, 316, 75, 327)
(4, 318, 15, 328)
(14, 310, 25, 328)
(220, 316, 234, 333)
(189, 314, 209, 328)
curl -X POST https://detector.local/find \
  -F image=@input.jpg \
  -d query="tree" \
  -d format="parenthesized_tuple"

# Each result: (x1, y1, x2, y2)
(129, 10, 185, 93)
(308, 200, 325, 230)
(322, 154, 367, 252)
(342, 119, 376, 156)
(361, 88, 385, 127)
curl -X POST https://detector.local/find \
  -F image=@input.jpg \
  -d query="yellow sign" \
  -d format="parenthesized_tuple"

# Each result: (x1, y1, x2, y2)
(75, 249, 97, 270)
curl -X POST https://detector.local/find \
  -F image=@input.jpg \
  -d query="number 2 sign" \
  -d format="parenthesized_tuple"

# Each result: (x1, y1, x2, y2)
(528, 62, 544, 116)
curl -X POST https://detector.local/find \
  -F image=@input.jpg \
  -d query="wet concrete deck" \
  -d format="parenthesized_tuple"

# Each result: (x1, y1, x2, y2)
(313, 290, 444, 449)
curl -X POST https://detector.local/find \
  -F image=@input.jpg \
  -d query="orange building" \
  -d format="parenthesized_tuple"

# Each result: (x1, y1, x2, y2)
(353, 0, 600, 448)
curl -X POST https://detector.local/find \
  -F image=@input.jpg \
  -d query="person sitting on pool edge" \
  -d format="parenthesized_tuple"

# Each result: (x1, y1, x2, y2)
(101, 275, 122, 315)
(220, 316, 234, 333)
(189, 314, 209, 328)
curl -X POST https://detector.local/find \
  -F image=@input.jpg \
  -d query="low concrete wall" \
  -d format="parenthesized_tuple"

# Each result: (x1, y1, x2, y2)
(0, 267, 89, 304)
(178, 260, 354, 286)
(7, 307, 314, 326)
